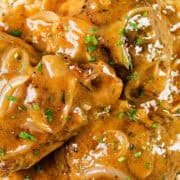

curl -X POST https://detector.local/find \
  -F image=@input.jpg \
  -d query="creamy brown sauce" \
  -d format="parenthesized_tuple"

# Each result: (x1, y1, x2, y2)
(0, 0, 179, 179)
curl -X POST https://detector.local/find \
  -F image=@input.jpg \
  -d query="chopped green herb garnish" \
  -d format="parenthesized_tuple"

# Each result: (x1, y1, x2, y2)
(127, 109, 137, 121)
(141, 145, 147, 150)
(129, 22, 138, 30)
(158, 100, 163, 107)
(88, 28, 98, 33)
(18, 132, 36, 141)
(49, 96, 55, 102)
(147, 76, 155, 82)
(136, 38, 143, 45)
(66, 115, 72, 121)
(42, 51, 47, 56)
(14, 52, 20, 60)
(126, 176, 131, 180)
(61, 91, 66, 104)
(177, 108, 180, 113)
(143, 12, 148, 17)
(138, 88, 144, 97)
(98, 136, 104, 143)
(64, 25, 70, 32)
(45, 109, 53, 122)
(134, 151, 142, 158)
(18, 105, 27, 111)
(118, 156, 126, 163)
(6, 96, 16, 102)
(37, 62, 42, 73)
(24, 175, 30, 180)
(33, 103, 39, 111)
(11, 115, 17, 119)
(87, 45, 96, 53)
(88, 56, 96, 62)
(85, 35, 98, 45)
(11, 30, 22, 37)
(108, 59, 115, 65)
(128, 57, 133, 71)
(125, 16, 130, 20)
(127, 72, 139, 81)
(152, 123, 159, 129)
(0, 148, 5, 156)
(145, 162, 151, 169)
(118, 112, 124, 119)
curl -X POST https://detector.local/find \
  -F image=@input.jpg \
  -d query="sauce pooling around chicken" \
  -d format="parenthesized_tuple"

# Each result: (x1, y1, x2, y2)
(0, 0, 179, 179)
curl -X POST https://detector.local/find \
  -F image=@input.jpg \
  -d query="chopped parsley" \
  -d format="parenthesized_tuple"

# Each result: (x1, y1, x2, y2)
(11, 115, 17, 119)
(98, 136, 104, 143)
(177, 108, 180, 113)
(66, 115, 72, 122)
(134, 151, 142, 158)
(127, 109, 137, 121)
(136, 38, 143, 45)
(11, 30, 22, 37)
(84, 35, 98, 45)
(108, 59, 115, 65)
(129, 22, 138, 30)
(87, 45, 96, 53)
(152, 123, 159, 129)
(24, 175, 30, 180)
(0, 148, 5, 156)
(45, 109, 53, 122)
(145, 162, 151, 169)
(118, 156, 126, 163)
(118, 112, 124, 119)
(64, 25, 70, 32)
(88, 56, 96, 62)
(6, 96, 16, 102)
(18, 132, 36, 141)
(88, 27, 98, 33)
(18, 105, 27, 111)
(14, 52, 20, 60)
(126, 72, 139, 81)
(128, 57, 133, 71)
(32, 103, 39, 111)
(61, 91, 66, 104)
(49, 96, 55, 102)
(143, 12, 148, 17)
(37, 62, 42, 73)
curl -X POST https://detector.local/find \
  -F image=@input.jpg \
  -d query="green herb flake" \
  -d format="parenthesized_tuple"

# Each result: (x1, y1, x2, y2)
(88, 56, 96, 62)
(24, 175, 30, 180)
(118, 112, 124, 119)
(118, 156, 126, 163)
(18, 132, 36, 141)
(108, 59, 115, 65)
(6, 96, 16, 102)
(66, 115, 72, 122)
(177, 108, 180, 113)
(11, 30, 22, 37)
(127, 109, 137, 121)
(61, 91, 66, 104)
(0, 148, 5, 156)
(84, 35, 98, 45)
(37, 62, 43, 73)
(33, 103, 39, 111)
(98, 136, 104, 143)
(136, 38, 143, 45)
(141, 145, 147, 150)
(88, 28, 98, 33)
(134, 151, 142, 158)
(64, 25, 70, 32)
(127, 72, 139, 81)
(14, 52, 20, 60)
(145, 162, 151, 169)
(87, 45, 96, 53)
(129, 22, 138, 30)
(126, 176, 131, 180)
(45, 109, 53, 122)
(143, 12, 148, 17)
(18, 105, 27, 111)
(152, 123, 159, 129)
(128, 57, 133, 71)
(49, 96, 55, 102)
(11, 115, 17, 119)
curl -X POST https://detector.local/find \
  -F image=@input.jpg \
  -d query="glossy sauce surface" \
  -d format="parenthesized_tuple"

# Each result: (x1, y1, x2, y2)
(0, 0, 179, 179)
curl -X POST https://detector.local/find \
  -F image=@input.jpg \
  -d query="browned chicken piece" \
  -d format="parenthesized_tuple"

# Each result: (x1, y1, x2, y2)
(0, 32, 123, 176)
